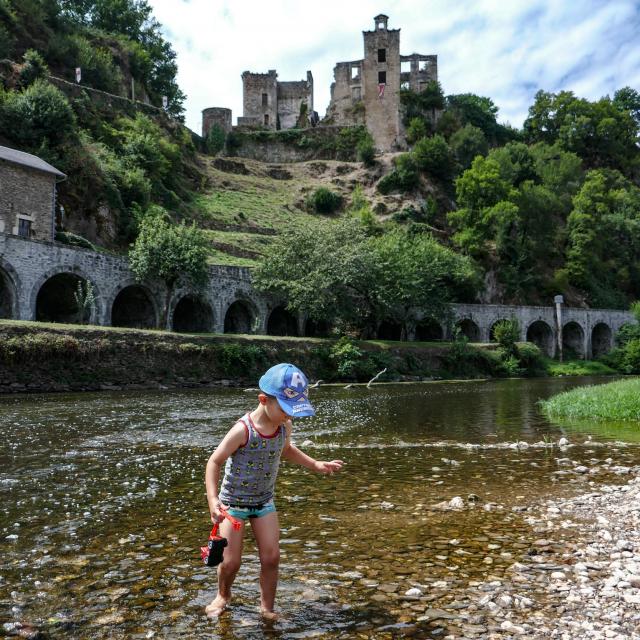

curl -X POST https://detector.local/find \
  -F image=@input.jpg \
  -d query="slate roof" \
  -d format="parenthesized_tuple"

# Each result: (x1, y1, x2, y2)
(0, 145, 66, 178)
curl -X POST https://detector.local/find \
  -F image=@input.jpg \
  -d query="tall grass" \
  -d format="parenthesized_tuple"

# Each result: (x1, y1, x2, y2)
(541, 378, 640, 421)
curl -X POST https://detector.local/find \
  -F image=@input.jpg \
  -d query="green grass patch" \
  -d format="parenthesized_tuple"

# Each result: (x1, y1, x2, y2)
(541, 377, 640, 422)
(545, 358, 617, 377)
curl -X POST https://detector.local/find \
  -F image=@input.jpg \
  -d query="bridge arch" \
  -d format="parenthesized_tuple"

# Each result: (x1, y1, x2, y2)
(526, 320, 554, 357)
(378, 319, 402, 341)
(32, 267, 102, 324)
(0, 258, 19, 319)
(455, 318, 481, 342)
(172, 294, 215, 333)
(563, 321, 585, 359)
(416, 317, 443, 341)
(111, 284, 158, 329)
(267, 305, 298, 336)
(224, 299, 257, 334)
(591, 322, 613, 357)
(304, 318, 331, 338)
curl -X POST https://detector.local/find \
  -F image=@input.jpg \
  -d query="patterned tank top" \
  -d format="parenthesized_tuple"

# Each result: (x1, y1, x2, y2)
(219, 413, 287, 506)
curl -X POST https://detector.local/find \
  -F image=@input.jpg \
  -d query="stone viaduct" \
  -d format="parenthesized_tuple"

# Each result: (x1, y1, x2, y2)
(0, 234, 635, 358)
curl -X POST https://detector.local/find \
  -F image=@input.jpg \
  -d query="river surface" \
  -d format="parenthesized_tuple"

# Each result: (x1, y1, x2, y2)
(1, 377, 639, 639)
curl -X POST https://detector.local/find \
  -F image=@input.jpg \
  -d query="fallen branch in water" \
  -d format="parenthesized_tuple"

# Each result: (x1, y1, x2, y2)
(367, 368, 387, 388)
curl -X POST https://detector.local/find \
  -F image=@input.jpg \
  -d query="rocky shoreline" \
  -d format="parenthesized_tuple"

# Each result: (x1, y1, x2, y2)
(439, 454, 640, 639)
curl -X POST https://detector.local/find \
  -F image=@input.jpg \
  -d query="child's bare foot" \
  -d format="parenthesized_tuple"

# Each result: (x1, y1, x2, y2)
(260, 608, 279, 622)
(205, 595, 229, 617)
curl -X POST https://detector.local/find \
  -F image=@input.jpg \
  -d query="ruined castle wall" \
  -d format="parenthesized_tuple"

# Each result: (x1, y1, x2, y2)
(400, 54, 438, 91)
(326, 61, 365, 126)
(242, 71, 278, 130)
(202, 107, 232, 138)
(277, 78, 312, 129)
(362, 26, 402, 151)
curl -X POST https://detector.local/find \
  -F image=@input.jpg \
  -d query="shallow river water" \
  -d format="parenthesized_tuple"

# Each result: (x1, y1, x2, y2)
(1, 377, 639, 639)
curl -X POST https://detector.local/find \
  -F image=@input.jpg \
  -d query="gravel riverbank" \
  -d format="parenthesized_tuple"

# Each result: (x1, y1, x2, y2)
(440, 452, 640, 639)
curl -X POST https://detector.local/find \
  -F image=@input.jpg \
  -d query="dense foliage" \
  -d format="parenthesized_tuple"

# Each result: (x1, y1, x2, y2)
(129, 208, 209, 326)
(253, 217, 478, 339)
(0, 0, 198, 247)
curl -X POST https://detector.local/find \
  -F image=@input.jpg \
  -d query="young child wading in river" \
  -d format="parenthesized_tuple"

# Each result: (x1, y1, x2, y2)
(204, 363, 344, 620)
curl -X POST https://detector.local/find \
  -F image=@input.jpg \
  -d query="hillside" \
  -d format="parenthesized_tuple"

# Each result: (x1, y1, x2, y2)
(192, 154, 435, 267)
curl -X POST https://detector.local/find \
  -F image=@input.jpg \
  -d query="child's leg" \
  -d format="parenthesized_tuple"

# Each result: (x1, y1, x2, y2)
(205, 517, 245, 616)
(249, 511, 280, 617)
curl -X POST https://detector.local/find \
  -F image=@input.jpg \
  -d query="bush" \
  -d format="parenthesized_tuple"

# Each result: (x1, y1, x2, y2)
(215, 343, 267, 375)
(0, 23, 14, 59)
(412, 134, 457, 181)
(377, 153, 419, 194)
(492, 319, 519, 355)
(19, 49, 49, 87)
(516, 342, 546, 376)
(206, 124, 226, 155)
(356, 133, 375, 166)
(0, 80, 76, 148)
(307, 187, 342, 214)
(406, 117, 429, 144)
(55, 231, 96, 250)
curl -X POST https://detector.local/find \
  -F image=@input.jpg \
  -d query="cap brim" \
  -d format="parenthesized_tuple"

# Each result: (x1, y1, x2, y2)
(276, 396, 316, 417)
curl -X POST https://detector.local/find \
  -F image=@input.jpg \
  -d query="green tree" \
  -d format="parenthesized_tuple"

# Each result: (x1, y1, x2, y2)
(406, 116, 429, 144)
(369, 229, 478, 340)
(0, 79, 76, 149)
(450, 123, 488, 170)
(205, 124, 226, 155)
(253, 218, 377, 333)
(564, 169, 640, 306)
(445, 93, 514, 145)
(129, 209, 209, 327)
(412, 134, 457, 182)
(19, 49, 49, 87)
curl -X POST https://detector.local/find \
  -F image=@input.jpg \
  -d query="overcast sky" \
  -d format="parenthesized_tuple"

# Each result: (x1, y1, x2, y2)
(147, 0, 640, 136)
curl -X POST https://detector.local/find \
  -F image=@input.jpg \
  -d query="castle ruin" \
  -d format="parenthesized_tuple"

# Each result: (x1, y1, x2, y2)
(202, 15, 437, 151)
(326, 14, 438, 151)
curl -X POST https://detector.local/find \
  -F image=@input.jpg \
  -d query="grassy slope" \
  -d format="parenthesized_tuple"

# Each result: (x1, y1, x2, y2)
(541, 377, 640, 421)
(190, 154, 423, 267)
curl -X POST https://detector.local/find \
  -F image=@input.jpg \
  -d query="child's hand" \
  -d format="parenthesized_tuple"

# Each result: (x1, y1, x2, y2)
(209, 498, 227, 524)
(314, 460, 344, 475)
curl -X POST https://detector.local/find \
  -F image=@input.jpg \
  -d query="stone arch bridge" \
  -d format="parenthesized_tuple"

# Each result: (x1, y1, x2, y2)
(0, 235, 635, 356)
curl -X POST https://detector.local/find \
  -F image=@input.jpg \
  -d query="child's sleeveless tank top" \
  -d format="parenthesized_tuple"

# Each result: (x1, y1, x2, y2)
(219, 413, 287, 506)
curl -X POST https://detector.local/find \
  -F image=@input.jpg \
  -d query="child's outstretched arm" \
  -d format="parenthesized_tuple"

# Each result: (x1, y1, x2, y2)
(281, 421, 343, 474)
(205, 422, 247, 522)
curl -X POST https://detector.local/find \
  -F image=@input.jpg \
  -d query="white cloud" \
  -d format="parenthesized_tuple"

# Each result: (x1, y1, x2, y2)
(147, 0, 640, 135)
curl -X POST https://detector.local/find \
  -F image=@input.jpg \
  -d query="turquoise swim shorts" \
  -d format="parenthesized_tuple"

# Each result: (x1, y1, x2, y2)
(224, 499, 276, 521)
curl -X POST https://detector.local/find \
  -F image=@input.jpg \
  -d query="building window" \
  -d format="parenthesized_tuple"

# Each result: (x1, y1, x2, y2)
(378, 48, 386, 63)
(264, 114, 269, 126)
(351, 86, 361, 101)
(18, 218, 31, 238)
(378, 71, 386, 84)
(262, 93, 268, 107)
(351, 65, 360, 80)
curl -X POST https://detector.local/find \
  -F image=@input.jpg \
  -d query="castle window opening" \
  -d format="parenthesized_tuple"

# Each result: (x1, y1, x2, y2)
(421, 60, 430, 71)
(378, 48, 386, 63)
(351, 65, 360, 80)
(378, 71, 386, 84)
(264, 114, 269, 125)
(262, 92, 268, 107)
(17, 217, 31, 238)
(401, 60, 411, 73)
(377, 20, 385, 30)
(400, 81, 410, 91)
(352, 86, 361, 101)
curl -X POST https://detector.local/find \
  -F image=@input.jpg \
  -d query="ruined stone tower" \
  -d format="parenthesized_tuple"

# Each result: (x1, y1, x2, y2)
(326, 15, 438, 151)
(238, 70, 314, 130)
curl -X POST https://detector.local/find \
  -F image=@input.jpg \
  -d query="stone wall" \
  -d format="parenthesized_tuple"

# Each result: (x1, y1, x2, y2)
(242, 70, 278, 130)
(0, 162, 55, 241)
(202, 107, 232, 138)
(277, 72, 313, 130)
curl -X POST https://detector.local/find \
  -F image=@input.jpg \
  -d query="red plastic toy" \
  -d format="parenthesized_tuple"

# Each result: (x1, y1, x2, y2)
(200, 508, 242, 567)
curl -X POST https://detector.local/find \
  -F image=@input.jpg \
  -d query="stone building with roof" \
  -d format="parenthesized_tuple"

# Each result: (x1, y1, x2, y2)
(0, 145, 66, 242)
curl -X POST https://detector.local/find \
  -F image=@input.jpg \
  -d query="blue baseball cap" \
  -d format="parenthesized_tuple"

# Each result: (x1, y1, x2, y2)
(258, 363, 315, 417)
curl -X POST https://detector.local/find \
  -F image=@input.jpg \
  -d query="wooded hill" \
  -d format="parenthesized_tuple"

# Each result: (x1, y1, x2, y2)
(1, 0, 639, 310)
